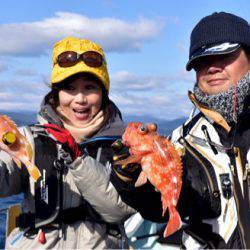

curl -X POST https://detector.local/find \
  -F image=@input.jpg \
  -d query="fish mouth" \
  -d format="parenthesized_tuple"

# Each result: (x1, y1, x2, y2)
(121, 139, 130, 147)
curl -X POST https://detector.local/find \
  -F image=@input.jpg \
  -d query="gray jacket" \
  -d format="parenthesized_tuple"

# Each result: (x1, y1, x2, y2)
(4, 101, 136, 249)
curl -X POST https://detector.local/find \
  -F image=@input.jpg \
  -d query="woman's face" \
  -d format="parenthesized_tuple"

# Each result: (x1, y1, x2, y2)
(58, 75, 103, 127)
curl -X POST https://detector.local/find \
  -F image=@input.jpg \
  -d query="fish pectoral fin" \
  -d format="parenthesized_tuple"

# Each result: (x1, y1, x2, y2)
(13, 157, 22, 169)
(114, 154, 142, 165)
(135, 171, 148, 187)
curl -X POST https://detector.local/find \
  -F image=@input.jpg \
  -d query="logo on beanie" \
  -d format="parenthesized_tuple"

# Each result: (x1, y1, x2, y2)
(204, 42, 239, 53)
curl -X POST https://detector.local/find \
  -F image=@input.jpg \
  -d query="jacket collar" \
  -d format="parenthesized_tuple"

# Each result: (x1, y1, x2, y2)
(93, 100, 125, 137)
(188, 91, 231, 133)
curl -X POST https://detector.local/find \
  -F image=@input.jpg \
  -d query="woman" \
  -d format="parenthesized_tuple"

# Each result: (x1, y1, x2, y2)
(4, 36, 136, 249)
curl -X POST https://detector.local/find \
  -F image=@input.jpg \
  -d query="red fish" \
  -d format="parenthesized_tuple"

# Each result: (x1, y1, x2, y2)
(116, 122, 182, 237)
(0, 115, 41, 181)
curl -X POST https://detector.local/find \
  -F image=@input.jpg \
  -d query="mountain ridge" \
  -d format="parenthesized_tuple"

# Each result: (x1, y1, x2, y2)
(0, 110, 186, 135)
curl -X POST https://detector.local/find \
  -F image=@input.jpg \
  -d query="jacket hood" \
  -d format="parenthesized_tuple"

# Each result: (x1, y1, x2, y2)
(37, 98, 125, 138)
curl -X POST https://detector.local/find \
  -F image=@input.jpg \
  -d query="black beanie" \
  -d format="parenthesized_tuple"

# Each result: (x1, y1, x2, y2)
(186, 12, 250, 71)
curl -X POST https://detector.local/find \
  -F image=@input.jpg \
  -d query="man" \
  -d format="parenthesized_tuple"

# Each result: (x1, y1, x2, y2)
(170, 11, 250, 248)
(112, 12, 250, 249)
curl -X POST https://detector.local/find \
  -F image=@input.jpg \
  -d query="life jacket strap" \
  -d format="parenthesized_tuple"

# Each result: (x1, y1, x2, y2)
(16, 205, 121, 236)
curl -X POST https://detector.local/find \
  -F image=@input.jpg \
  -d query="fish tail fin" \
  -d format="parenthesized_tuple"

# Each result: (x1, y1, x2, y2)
(161, 197, 168, 217)
(164, 206, 182, 237)
(25, 161, 41, 182)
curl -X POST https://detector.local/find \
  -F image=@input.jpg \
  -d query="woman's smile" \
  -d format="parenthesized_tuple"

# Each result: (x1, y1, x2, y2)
(72, 107, 91, 120)
(58, 75, 103, 127)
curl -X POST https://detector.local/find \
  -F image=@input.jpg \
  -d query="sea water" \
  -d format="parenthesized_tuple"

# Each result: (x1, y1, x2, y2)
(0, 194, 23, 249)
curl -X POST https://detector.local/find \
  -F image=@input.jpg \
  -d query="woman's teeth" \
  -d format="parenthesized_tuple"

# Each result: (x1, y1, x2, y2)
(74, 109, 88, 113)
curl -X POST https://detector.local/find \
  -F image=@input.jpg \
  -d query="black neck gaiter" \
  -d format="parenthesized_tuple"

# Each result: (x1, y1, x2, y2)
(193, 71, 250, 124)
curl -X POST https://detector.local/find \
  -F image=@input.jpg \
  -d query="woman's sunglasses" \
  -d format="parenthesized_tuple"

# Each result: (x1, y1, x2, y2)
(57, 51, 104, 68)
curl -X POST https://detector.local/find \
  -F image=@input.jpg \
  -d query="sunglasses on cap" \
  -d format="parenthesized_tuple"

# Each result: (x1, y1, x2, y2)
(57, 51, 104, 68)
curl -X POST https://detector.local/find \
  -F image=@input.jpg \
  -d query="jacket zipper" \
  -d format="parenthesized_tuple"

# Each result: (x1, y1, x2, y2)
(230, 152, 247, 249)
(232, 189, 246, 248)
(179, 138, 216, 194)
(182, 138, 247, 247)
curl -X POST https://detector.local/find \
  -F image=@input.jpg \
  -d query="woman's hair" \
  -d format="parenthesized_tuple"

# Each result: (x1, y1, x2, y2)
(44, 88, 60, 109)
(44, 73, 109, 109)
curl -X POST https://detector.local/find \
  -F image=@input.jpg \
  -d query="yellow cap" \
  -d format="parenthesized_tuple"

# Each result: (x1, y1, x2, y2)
(51, 36, 110, 92)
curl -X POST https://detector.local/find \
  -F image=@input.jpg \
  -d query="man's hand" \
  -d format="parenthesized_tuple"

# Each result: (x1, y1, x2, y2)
(111, 139, 140, 183)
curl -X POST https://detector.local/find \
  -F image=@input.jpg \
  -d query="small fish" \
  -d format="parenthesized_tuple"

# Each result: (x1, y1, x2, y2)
(0, 115, 41, 181)
(116, 122, 182, 237)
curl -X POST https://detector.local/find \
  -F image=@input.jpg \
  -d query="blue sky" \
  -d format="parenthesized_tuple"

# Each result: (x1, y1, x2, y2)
(0, 0, 249, 120)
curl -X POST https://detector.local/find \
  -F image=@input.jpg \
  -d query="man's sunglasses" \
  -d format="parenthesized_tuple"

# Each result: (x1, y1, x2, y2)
(57, 51, 104, 68)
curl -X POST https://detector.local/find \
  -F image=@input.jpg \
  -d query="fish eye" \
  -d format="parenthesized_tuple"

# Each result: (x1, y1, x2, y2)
(139, 125, 148, 134)
(140, 126, 145, 131)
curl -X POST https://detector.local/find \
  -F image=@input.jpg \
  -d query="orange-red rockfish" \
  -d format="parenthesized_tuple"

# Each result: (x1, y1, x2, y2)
(116, 122, 182, 237)
(0, 115, 40, 181)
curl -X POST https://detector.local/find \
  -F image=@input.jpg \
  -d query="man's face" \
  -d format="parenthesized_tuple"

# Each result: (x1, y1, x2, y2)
(195, 48, 250, 95)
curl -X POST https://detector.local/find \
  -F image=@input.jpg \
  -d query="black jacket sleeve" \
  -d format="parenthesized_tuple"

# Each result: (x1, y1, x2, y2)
(110, 165, 169, 222)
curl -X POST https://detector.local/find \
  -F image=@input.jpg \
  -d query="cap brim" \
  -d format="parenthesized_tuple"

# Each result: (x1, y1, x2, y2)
(51, 61, 110, 92)
(186, 43, 241, 71)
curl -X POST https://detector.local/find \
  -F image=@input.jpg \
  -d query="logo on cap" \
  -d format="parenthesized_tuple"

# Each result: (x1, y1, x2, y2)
(204, 42, 240, 53)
